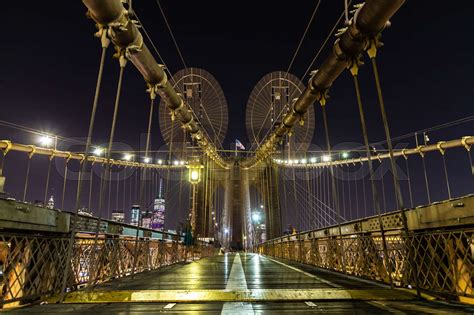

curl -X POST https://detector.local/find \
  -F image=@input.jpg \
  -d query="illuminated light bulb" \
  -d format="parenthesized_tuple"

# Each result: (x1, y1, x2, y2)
(310, 157, 317, 163)
(123, 153, 133, 161)
(39, 135, 53, 147)
(157, 159, 163, 165)
(93, 147, 104, 156)
(322, 155, 331, 162)
(190, 170, 199, 182)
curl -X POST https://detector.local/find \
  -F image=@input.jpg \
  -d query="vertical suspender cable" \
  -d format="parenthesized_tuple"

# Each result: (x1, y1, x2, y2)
(403, 155, 414, 208)
(88, 166, 94, 212)
(60, 31, 110, 302)
(340, 165, 346, 219)
(61, 156, 72, 210)
(352, 164, 359, 220)
(367, 42, 419, 295)
(123, 167, 127, 212)
(132, 90, 155, 277)
(88, 51, 127, 288)
(368, 50, 404, 211)
(321, 104, 346, 273)
(380, 168, 387, 212)
(438, 144, 452, 199)
(43, 155, 54, 205)
(352, 70, 392, 286)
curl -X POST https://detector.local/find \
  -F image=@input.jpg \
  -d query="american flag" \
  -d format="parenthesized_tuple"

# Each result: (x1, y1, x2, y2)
(235, 139, 245, 150)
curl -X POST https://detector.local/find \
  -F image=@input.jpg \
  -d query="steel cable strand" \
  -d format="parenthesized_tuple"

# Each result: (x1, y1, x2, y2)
(59, 38, 109, 302)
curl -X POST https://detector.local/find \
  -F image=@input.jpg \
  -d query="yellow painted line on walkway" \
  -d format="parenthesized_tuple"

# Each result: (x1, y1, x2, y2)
(47, 288, 415, 304)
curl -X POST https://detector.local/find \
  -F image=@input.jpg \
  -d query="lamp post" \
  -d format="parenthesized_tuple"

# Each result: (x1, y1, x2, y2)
(188, 161, 202, 234)
(252, 210, 262, 245)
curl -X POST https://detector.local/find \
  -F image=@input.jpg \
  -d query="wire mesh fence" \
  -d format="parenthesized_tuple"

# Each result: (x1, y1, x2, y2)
(255, 203, 474, 301)
(0, 231, 214, 308)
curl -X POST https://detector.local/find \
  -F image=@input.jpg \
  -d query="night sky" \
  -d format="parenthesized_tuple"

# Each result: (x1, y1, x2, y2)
(1, 1, 473, 228)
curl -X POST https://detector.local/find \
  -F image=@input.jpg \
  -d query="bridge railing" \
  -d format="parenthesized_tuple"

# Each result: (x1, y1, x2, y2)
(255, 194, 474, 302)
(0, 202, 214, 308)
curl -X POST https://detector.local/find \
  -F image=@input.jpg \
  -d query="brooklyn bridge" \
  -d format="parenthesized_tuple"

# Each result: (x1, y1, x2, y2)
(0, 0, 473, 313)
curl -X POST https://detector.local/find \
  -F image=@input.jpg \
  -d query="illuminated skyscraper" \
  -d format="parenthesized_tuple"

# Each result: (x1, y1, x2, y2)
(141, 208, 152, 229)
(151, 177, 165, 230)
(130, 205, 140, 226)
(111, 211, 124, 223)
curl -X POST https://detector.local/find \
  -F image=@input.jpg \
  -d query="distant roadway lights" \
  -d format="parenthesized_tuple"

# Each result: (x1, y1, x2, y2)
(157, 159, 163, 165)
(322, 155, 331, 162)
(173, 160, 179, 166)
(123, 153, 133, 161)
(310, 157, 317, 163)
(341, 151, 350, 159)
(144, 157, 151, 163)
(301, 158, 307, 164)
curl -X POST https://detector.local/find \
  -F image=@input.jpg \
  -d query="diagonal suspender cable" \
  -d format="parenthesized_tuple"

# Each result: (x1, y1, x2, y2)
(285, 0, 321, 77)
(302, 5, 349, 80)
(155, 0, 187, 68)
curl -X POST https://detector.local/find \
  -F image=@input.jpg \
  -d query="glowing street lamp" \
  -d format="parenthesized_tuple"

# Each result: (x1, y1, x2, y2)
(123, 153, 133, 161)
(322, 155, 331, 162)
(188, 162, 203, 184)
(310, 157, 317, 163)
(341, 151, 350, 159)
(190, 169, 200, 182)
(188, 160, 203, 233)
(39, 135, 53, 148)
(144, 157, 151, 163)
